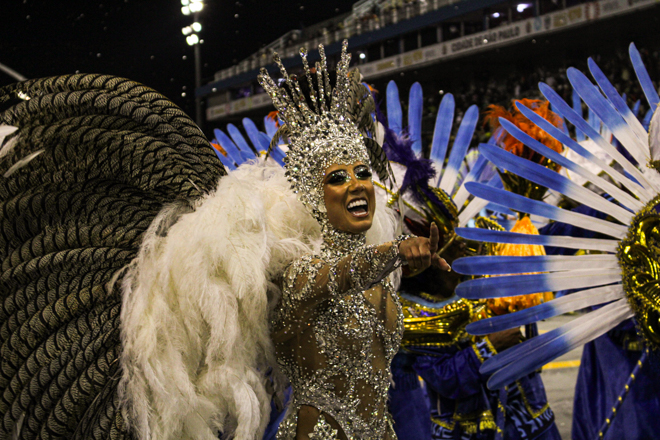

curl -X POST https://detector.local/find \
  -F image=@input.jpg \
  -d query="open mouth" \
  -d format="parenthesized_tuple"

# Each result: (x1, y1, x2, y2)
(347, 198, 369, 218)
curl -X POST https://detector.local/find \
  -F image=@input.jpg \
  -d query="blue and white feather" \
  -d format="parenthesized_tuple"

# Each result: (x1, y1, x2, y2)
(212, 117, 287, 169)
(455, 43, 660, 389)
(381, 81, 490, 229)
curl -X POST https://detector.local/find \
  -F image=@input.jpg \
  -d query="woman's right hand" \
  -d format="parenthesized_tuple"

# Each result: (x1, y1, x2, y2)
(398, 223, 451, 276)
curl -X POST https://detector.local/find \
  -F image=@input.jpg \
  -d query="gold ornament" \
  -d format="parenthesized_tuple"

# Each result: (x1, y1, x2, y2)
(618, 195, 660, 350)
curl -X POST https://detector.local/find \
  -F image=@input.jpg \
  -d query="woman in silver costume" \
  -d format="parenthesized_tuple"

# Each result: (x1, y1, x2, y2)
(0, 39, 449, 440)
(258, 42, 450, 439)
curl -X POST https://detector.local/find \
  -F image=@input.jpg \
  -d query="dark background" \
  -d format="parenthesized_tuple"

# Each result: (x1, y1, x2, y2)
(0, 0, 356, 114)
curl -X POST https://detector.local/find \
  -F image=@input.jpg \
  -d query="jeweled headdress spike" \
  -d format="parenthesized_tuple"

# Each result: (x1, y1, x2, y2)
(258, 41, 391, 218)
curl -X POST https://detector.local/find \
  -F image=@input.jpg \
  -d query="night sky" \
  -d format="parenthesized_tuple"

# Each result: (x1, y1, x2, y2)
(1, 0, 356, 114)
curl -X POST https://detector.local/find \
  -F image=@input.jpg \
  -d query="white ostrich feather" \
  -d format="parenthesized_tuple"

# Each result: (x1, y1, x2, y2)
(117, 160, 400, 440)
(0, 124, 19, 160)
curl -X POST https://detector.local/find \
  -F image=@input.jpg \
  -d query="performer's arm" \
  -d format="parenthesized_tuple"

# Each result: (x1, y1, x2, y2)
(272, 238, 407, 342)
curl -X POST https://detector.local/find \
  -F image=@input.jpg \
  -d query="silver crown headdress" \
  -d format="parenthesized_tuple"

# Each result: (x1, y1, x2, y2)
(258, 41, 391, 221)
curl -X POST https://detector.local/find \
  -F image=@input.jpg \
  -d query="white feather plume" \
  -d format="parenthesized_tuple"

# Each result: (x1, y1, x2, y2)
(0, 124, 20, 162)
(117, 159, 400, 440)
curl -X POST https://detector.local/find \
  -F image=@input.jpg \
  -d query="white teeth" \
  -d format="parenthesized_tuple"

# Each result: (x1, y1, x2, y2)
(347, 199, 367, 209)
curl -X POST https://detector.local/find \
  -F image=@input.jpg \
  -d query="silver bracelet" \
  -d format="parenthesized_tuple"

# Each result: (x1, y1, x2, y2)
(393, 234, 414, 268)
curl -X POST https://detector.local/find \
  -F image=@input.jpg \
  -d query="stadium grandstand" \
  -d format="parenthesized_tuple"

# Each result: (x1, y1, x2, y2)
(199, 0, 659, 145)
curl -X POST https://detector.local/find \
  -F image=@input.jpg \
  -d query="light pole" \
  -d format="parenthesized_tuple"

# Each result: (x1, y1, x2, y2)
(181, 0, 204, 127)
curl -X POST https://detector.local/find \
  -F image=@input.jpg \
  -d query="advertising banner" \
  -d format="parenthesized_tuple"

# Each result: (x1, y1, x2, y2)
(208, 0, 658, 119)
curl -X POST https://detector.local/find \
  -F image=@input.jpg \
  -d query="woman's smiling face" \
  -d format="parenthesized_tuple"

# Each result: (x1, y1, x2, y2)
(323, 161, 376, 234)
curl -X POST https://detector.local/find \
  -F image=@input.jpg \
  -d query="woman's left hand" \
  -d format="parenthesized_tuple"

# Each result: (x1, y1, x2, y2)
(398, 223, 451, 276)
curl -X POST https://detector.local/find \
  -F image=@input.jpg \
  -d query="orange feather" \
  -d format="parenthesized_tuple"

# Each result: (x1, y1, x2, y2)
(484, 99, 564, 164)
(267, 110, 281, 128)
(487, 216, 554, 315)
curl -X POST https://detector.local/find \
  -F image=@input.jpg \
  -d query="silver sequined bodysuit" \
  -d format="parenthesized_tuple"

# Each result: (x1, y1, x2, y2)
(272, 236, 405, 439)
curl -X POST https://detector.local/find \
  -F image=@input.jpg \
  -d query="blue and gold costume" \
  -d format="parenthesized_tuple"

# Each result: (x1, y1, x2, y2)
(572, 320, 660, 440)
(391, 298, 560, 440)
